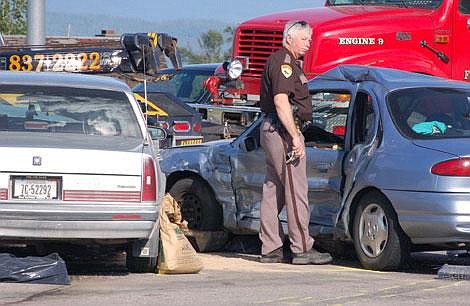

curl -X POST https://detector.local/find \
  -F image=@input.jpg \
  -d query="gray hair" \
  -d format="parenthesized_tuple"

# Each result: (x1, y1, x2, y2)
(282, 20, 312, 47)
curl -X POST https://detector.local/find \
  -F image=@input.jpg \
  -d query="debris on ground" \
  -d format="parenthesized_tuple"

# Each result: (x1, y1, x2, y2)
(0, 252, 70, 285)
(437, 264, 470, 280)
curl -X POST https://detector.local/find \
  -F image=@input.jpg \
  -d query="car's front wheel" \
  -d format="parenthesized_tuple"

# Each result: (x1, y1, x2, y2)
(169, 177, 223, 231)
(353, 191, 410, 271)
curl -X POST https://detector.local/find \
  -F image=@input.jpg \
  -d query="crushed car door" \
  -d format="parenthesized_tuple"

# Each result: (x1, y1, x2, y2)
(339, 89, 380, 232)
(229, 118, 266, 232)
(301, 90, 353, 237)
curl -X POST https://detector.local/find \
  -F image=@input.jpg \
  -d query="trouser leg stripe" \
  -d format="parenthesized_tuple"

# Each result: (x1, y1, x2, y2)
(282, 138, 307, 252)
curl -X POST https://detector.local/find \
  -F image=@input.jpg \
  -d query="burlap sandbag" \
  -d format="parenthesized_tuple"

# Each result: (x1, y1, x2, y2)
(157, 193, 203, 274)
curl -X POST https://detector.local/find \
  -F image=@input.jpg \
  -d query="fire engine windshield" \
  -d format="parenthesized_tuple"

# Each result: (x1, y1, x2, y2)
(327, 0, 442, 9)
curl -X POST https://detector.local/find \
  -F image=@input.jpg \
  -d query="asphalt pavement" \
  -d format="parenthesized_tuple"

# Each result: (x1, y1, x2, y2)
(2, 240, 470, 305)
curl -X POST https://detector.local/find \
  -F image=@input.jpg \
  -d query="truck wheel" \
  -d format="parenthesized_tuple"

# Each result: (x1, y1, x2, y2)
(126, 248, 157, 273)
(353, 192, 409, 271)
(169, 177, 223, 231)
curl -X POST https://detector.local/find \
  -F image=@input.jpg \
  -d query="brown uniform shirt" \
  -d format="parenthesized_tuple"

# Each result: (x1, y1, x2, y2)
(259, 47, 312, 121)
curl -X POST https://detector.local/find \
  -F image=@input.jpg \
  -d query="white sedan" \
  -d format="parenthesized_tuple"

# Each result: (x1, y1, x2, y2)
(0, 71, 165, 273)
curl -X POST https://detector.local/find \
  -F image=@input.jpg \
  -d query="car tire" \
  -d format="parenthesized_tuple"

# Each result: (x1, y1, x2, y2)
(353, 191, 410, 271)
(169, 177, 223, 231)
(126, 247, 157, 273)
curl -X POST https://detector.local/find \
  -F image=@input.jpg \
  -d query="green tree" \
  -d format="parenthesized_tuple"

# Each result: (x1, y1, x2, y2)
(0, 0, 27, 35)
(198, 30, 223, 61)
(181, 28, 234, 64)
(223, 25, 234, 57)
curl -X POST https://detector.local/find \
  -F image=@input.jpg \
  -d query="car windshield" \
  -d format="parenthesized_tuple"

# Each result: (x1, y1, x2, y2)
(134, 68, 214, 103)
(0, 85, 141, 138)
(327, 0, 442, 9)
(387, 87, 470, 139)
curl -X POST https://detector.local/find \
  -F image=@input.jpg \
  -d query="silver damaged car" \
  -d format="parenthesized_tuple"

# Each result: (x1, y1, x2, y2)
(0, 71, 165, 273)
(161, 65, 470, 271)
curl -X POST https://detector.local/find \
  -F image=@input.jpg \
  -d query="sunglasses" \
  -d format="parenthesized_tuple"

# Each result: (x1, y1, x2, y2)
(286, 20, 308, 33)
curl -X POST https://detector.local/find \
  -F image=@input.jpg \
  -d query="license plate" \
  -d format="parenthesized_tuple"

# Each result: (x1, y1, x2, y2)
(175, 137, 203, 146)
(12, 176, 60, 200)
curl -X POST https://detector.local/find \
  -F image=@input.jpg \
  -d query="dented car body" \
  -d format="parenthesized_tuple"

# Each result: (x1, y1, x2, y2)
(161, 65, 470, 270)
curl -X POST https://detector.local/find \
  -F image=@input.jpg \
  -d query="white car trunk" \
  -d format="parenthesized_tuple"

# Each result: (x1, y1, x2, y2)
(0, 147, 143, 175)
(0, 147, 144, 200)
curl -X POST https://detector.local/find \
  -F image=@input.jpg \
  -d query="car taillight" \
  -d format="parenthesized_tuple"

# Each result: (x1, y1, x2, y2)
(332, 125, 346, 136)
(431, 158, 470, 176)
(193, 122, 202, 133)
(0, 188, 7, 200)
(173, 121, 190, 132)
(142, 155, 157, 201)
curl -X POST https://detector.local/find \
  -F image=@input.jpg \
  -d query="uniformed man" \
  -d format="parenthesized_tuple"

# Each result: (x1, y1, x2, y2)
(258, 20, 333, 265)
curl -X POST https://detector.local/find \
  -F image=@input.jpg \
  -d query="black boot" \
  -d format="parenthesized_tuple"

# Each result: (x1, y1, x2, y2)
(259, 247, 284, 263)
(291, 248, 333, 265)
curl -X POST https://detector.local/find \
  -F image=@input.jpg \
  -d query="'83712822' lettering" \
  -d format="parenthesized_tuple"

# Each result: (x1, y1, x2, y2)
(1, 49, 117, 73)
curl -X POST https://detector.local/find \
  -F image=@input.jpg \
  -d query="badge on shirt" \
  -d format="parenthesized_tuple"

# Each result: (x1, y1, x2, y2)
(281, 64, 292, 78)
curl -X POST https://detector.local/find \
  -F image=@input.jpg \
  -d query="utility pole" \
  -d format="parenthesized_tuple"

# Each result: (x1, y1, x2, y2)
(27, 0, 45, 46)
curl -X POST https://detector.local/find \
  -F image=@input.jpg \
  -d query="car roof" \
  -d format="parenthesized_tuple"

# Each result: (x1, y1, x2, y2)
(133, 90, 200, 115)
(159, 63, 220, 73)
(312, 65, 470, 91)
(0, 71, 131, 92)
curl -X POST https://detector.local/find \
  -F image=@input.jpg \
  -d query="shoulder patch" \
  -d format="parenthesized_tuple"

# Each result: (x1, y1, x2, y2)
(281, 64, 292, 78)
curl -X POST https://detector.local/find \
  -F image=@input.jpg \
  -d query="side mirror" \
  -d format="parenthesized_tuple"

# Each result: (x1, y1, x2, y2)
(148, 127, 167, 141)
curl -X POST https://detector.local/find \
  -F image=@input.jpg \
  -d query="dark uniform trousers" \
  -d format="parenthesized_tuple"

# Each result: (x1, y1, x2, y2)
(259, 117, 314, 255)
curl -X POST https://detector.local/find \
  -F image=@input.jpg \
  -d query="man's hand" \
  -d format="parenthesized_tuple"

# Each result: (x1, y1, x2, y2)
(273, 93, 305, 159)
(292, 134, 305, 159)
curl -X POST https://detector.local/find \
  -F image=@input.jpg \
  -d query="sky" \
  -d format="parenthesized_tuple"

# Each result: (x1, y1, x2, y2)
(45, 0, 324, 24)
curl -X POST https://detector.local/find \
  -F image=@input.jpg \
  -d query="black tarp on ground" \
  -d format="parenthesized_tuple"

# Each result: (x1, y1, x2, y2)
(0, 252, 70, 285)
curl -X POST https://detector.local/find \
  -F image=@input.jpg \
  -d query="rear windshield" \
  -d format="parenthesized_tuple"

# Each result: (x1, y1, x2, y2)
(0, 85, 142, 138)
(387, 87, 470, 139)
(327, 0, 442, 9)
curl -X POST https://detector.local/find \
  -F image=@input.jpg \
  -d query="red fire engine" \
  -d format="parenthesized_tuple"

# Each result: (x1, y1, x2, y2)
(208, 0, 470, 106)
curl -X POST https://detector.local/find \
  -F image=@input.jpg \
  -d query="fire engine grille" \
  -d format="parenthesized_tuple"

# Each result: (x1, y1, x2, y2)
(237, 29, 283, 78)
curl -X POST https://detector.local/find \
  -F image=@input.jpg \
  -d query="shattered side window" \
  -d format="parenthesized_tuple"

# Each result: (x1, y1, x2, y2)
(304, 91, 350, 149)
(387, 87, 470, 139)
(352, 92, 376, 145)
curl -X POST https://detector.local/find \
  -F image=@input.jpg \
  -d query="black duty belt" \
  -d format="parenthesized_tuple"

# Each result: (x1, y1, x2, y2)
(264, 112, 310, 133)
